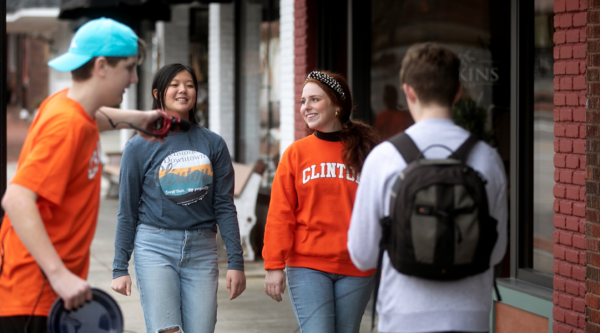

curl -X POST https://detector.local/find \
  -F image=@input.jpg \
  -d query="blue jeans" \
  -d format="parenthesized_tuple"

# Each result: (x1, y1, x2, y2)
(133, 224, 219, 333)
(286, 266, 374, 333)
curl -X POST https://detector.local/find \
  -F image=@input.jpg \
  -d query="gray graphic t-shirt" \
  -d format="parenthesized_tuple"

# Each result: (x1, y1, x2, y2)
(112, 126, 243, 278)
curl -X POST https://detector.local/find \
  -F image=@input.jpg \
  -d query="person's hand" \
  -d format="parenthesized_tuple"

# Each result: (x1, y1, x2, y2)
(226, 270, 246, 300)
(47, 268, 92, 311)
(137, 110, 164, 143)
(111, 275, 132, 296)
(264, 269, 286, 302)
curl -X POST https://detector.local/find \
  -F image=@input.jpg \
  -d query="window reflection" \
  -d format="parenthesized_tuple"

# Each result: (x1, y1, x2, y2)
(259, 21, 280, 186)
(370, 0, 514, 274)
(532, 1, 555, 274)
(190, 8, 210, 128)
(238, 0, 262, 164)
(238, 0, 280, 188)
(371, 1, 501, 141)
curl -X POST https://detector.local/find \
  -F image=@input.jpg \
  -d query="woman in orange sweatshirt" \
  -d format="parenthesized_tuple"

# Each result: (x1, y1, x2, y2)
(263, 71, 380, 332)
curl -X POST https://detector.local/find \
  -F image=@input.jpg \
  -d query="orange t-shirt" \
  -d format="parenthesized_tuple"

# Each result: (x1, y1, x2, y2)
(263, 134, 374, 277)
(0, 89, 102, 317)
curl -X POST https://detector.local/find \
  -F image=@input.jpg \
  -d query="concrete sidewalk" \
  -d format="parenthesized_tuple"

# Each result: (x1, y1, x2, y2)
(90, 197, 376, 333)
(4, 131, 376, 332)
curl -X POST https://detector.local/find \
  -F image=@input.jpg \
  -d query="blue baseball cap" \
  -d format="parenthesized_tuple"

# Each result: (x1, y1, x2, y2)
(48, 18, 139, 72)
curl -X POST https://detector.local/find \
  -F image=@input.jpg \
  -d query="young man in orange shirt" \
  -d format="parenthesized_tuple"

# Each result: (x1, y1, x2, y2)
(0, 18, 161, 332)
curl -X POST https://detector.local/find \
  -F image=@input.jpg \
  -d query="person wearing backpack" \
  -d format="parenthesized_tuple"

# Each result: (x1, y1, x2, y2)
(347, 42, 507, 333)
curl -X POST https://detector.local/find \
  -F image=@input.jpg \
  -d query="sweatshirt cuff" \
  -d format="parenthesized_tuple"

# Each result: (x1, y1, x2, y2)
(228, 262, 245, 271)
(264, 259, 286, 270)
(112, 270, 130, 280)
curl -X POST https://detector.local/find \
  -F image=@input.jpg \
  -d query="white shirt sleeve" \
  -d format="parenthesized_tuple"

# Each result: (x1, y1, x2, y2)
(485, 149, 508, 266)
(467, 143, 508, 266)
(348, 143, 406, 271)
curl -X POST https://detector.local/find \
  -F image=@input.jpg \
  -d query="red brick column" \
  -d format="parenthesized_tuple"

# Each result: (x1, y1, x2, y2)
(554, 1, 587, 333)
(27, 37, 49, 110)
(293, 0, 316, 140)
(586, 0, 600, 331)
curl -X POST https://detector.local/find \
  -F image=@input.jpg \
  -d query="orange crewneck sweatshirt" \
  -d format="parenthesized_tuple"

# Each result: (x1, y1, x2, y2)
(263, 134, 374, 277)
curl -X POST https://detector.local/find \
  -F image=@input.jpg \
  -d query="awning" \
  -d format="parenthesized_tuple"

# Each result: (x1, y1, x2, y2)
(59, 0, 171, 21)
(7, 8, 62, 34)
(58, 0, 234, 21)
(7, 0, 62, 34)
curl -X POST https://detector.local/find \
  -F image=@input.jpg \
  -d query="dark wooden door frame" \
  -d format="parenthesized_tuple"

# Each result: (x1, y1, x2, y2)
(1, 0, 8, 219)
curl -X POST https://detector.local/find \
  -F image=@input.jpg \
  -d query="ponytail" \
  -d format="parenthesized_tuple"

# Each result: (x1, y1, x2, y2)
(339, 120, 380, 174)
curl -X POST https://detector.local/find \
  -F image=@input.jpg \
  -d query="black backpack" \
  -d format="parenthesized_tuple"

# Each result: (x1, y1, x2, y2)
(371, 133, 500, 327)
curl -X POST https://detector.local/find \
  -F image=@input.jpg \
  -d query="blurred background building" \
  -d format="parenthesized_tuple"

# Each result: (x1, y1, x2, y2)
(5, 1, 598, 332)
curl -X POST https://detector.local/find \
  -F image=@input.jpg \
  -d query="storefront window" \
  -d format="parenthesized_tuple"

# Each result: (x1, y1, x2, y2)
(370, 1, 510, 149)
(532, 0, 555, 274)
(370, 0, 513, 272)
(369, 0, 553, 280)
(190, 8, 210, 128)
(259, 21, 280, 186)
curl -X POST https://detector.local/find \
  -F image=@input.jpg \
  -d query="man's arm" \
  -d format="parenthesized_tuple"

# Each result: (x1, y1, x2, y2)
(95, 107, 162, 141)
(1, 184, 92, 310)
(348, 145, 400, 271)
(486, 150, 508, 266)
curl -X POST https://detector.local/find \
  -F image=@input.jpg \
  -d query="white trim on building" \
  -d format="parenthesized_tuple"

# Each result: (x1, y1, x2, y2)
(209, 3, 236, 156)
(7, 8, 61, 34)
(279, 0, 295, 157)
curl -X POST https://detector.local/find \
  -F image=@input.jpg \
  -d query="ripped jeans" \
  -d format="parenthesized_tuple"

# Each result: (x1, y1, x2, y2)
(134, 224, 219, 333)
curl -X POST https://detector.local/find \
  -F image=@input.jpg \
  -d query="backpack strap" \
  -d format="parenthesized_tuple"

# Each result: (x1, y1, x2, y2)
(449, 134, 479, 162)
(375, 132, 418, 328)
(493, 279, 502, 302)
(388, 132, 421, 164)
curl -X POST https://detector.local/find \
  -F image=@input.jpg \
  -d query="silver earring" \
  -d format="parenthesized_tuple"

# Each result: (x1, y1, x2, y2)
(335, 111, 339, 117)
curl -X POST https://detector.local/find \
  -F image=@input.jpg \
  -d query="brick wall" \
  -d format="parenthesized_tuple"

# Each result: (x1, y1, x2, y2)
(554, 1, 587, 333)
(11, 36, 49, 111)
(293, 0, 316, 140)
(586, 1, 600, 332)
(26, 37, 48, 110)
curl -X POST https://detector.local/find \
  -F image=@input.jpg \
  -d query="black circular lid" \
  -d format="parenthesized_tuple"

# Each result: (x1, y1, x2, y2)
(48, 288, 123, 333)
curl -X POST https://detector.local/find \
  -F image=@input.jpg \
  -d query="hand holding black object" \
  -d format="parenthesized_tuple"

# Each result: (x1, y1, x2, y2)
(97, 109, 191, 139)
(151, 109, 191, 138)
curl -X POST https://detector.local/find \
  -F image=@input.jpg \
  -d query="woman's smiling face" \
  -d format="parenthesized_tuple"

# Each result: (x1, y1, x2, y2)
(300, 82, 341, 132)
(154, 70, 196, 119)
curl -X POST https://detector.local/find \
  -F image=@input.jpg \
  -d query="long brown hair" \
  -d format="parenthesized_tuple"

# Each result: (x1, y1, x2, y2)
(304, 70, 380, 174)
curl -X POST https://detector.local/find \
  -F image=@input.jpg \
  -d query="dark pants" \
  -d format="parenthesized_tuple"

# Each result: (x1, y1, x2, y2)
(0, 316, 48, 333)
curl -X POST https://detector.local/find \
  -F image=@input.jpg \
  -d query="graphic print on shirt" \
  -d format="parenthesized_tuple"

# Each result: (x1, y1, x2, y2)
(302, 162, 360, 185)
(88, 140, 101, 180)
(158, 150, 213, 206)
